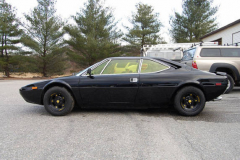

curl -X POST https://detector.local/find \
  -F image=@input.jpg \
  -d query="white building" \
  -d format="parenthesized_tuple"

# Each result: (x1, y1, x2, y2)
(201, 19, 240, 46)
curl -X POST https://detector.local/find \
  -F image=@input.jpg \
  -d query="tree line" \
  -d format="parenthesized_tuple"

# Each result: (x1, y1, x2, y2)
(0, 0, 218, 77)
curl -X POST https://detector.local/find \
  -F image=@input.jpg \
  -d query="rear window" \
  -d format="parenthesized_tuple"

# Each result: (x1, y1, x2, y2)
(200, 48, 221, 57)
(221, 48, 240, 57)
(182, 48, 196, 61)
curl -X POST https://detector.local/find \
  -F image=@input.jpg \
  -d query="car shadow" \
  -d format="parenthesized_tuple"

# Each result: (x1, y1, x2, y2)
(28, 86, 240, 124)
(27, 106, 240, 123)
(71, 106, 240, 123)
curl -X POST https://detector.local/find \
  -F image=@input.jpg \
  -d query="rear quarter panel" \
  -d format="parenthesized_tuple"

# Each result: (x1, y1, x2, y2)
(136, 68, 207, 107)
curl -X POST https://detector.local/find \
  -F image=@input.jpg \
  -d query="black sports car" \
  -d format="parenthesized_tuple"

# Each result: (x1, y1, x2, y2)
(20, 57, 228, 116)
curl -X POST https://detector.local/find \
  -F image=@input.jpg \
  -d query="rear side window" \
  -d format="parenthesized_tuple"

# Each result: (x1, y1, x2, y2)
(182, 48, 196, 61)
(141, 60, 169, 73)
(221, 48, 240, 57)
(200, 48, 220, 57)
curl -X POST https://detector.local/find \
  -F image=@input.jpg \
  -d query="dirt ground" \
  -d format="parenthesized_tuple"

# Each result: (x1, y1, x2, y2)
(0, 72, 72, 80)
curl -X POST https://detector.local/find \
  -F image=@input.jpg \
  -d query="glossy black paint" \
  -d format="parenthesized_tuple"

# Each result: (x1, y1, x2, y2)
(19, 57, 228, 109)
(79, 74, 139, 105)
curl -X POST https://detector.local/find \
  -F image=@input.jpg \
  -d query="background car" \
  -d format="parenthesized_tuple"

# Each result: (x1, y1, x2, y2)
(20, 57, 228, 116)
(181, 44, 240, 93)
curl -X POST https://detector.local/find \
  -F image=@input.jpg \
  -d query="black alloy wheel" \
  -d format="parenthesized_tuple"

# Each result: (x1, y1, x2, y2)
(43, 87, 74, 116)
(174, 86, 206, 116)
(180, 93, 200, 111)
(49, 93, 66, 111)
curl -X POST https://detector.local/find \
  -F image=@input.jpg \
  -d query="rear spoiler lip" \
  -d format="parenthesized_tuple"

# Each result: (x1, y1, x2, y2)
(215, 71, 227, 76)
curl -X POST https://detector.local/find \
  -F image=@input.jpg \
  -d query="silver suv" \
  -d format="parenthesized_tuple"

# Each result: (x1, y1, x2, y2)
(181, 44, 240, 93)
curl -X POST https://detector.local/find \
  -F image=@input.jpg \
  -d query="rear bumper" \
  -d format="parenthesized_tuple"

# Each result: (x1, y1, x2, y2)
(215, 71, 227, 76)
(202, 77, 228, 101)
(204, 85, 226, 101)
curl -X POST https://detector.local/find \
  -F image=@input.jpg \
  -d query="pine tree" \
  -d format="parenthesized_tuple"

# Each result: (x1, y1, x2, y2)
(170, 0, 218, 42)
(0, 0, 22, 77)
(64, 0, 122, 66)
(123, 3, 164, 55)
(21, 0, 66, 77)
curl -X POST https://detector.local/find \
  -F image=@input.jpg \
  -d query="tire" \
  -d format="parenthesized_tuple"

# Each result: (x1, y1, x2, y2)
(174, 86, 206, 116)
(43, 87, 75, 116)
(224, 74, 234, 94)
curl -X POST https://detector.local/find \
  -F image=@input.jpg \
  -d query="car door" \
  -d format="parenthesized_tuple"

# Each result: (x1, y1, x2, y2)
(136, 59, 177, 107)
(79, 58, 140, 106)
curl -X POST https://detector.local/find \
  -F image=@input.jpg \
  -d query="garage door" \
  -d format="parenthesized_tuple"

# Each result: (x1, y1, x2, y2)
(233, 31, 240, 44)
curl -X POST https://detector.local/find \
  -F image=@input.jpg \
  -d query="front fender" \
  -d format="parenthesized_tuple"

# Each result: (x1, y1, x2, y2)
(43, 80, 72, 92)
(41, 80, 75, 105)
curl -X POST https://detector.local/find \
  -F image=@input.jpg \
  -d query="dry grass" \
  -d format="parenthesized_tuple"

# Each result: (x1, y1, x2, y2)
(0, 62, 85, 79)
(0, 72, 73, 79)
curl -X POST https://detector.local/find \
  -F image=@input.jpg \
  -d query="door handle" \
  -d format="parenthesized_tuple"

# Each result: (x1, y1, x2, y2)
(130, 78, 138, 82)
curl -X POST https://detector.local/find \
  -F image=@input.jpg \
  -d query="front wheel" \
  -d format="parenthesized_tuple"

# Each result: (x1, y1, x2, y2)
(174, 87, 206, 116)
(43, 87, 75, 116)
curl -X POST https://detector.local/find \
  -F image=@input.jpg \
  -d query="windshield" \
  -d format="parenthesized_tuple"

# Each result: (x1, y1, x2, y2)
(75, 59, 108, 76)
(75, 68, 88, 76)
(182, 48, 196, 61)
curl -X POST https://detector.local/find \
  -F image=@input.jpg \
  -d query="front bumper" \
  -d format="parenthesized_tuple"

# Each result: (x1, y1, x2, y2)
(19, 87, 43, 105)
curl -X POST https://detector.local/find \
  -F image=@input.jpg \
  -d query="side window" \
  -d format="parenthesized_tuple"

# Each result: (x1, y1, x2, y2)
(221, 48, 240, 57)
(91, 61, 108, 75)
(102, 59, 140, 74)
(182, 48, 196, 61)
(141, 60, 169, 73)
(200, 48, 220, 57)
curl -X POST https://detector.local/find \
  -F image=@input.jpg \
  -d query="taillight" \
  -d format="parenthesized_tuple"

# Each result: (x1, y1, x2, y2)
(192, 61, 198, 69)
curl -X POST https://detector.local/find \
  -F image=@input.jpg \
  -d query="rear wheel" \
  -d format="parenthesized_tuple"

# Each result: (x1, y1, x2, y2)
(43, 87, 74, 116)
(174, 87, 205, 116)
(224, 74, 234, 94)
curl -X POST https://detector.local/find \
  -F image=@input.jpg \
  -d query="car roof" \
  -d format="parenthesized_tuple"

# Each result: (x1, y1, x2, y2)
(108, 57, 171, 61)
(109, 57, 148, 59)
(185, 46, 240, 50)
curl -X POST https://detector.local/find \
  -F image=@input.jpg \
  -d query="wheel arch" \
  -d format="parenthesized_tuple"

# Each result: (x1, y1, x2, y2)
(170, 83, 206, 103)
(209, 63, 239, 81)
(41, 81, 76, 105)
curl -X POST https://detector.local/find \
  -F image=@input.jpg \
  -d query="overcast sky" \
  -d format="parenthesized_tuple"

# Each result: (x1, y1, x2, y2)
(6, 0, 240, 43)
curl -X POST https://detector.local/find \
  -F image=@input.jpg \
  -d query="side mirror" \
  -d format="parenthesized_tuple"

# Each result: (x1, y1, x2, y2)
(87, 68, 91, 75)
(87, 68, 93, 78)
